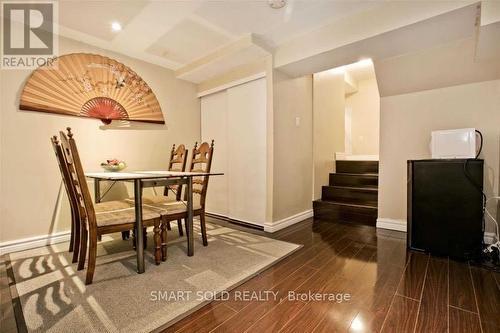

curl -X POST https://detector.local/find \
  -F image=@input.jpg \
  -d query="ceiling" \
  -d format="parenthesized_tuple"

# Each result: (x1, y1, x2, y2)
(55, 0, 495, 88)
(343, 60, 376, 82)
(55, 0, 382, 77)
(277, 3, 480, 77)
(319, 59, 376, 95)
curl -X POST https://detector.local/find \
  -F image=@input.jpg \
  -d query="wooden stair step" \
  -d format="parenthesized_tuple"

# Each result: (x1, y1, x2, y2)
(321, 185, 378, 206)
(336, 160, 379, 174)
(329, 173, 378, 188)
(312, 200, 377, 226)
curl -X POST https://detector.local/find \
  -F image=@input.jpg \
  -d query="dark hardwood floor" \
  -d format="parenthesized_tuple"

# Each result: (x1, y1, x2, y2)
(162, 217, 500, 333)
(1, 216, 499, 333)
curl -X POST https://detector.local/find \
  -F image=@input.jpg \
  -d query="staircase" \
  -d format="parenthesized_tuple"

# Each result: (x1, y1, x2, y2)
(313, 160, 379, 226)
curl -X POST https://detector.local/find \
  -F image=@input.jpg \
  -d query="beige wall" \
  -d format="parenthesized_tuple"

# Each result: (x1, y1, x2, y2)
(379, 80, 500, 233)
(312, 71, 345, 199)
(345, 78, 380, 155)
(272, 71, 313, 221)
(0, 36, 200, 243)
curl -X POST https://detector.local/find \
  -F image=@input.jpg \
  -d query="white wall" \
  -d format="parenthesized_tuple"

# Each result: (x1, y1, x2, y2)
(312, 71, 345, 199)
(0, 36, 200, 243)
(345, 78, 380, 155)
(272, 71, 313, 221)
(379, 80, 500, 233)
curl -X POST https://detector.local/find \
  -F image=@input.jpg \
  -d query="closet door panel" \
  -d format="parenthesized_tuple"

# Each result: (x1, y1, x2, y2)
(201, 90, 228, 216)
(226, 78, 267, 225)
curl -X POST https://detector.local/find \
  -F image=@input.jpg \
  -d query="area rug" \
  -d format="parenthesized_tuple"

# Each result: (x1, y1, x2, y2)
(7, 221, 300, 332)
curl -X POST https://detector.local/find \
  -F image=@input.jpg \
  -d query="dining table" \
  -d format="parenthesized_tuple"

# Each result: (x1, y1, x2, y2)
(85, 170, 223, 274)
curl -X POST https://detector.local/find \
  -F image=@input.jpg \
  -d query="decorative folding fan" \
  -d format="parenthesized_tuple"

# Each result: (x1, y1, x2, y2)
(19, 53, 164, 124)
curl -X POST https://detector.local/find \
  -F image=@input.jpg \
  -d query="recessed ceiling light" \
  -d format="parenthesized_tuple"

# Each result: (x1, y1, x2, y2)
(268, 0, 286, 9)
(111, 21, 122, 32)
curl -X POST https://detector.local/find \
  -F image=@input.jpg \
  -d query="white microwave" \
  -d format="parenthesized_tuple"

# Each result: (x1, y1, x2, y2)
(431, 128, 477, 159)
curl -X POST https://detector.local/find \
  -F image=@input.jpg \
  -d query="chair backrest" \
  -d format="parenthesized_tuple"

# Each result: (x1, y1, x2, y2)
(59, 128, 97, 233)
(164, 144, 188, 200)
(50, 136, 80, 226)
(185, 140, 214, 208)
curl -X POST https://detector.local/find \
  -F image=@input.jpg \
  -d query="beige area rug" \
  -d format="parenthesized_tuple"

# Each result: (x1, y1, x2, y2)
(7, 222, 300, 332)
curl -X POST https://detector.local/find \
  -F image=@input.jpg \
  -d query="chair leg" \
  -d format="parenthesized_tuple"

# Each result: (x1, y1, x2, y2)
(177, 219, 184, 236)
(200, 213, 208, 246)
(85, 232, 98, 285)
(69, 209, 75, 252)
(77, 225, 87, 271)
(153, 221, 161, 265)
(161, 222, 168, 261)
(132, 228, 137, 250)
(71, 213, 81, 264)
(121, 231, 130, 240)
(166, 222, 171, 231)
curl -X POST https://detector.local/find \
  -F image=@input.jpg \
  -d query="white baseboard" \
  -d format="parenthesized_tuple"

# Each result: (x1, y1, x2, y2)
(0, 230, 71, 256)
(264, 210, 313, 233)
(376, 218, 407, 232)
(377, 218, 497, 245)
(205, 211, 266, 229)
(2, 219, 493, 255)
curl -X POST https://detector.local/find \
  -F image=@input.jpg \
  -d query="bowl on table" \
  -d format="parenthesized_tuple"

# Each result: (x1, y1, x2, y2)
(101, 159, 126, 172)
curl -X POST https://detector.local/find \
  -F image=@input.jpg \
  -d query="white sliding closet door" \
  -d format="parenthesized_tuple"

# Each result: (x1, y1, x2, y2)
(226, 78, 267, 225)
(201, 90, 228, 216)
(201, 77, 267, 226)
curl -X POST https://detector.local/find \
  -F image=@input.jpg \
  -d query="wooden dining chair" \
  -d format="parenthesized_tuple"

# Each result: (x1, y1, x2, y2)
(141, 143, 189, 236)
(58, 128, 163, 284)
(157, 140, 214, 260)
(50, 136, 81, 264)
(52, 136, 138, 266)
(166, 144, 188, 235)
(53, 134, 145, 269)
(165, 143, 189, 197)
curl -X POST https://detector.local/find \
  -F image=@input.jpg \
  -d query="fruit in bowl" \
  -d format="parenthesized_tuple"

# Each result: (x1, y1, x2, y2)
(101, 159, 126, 172)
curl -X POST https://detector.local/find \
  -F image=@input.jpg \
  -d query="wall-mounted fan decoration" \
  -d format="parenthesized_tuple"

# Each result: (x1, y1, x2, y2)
(19, 53, 164, 124)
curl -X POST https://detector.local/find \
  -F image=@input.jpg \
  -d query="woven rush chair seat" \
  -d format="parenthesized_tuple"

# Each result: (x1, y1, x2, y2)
(123, 198, 174, 215)
(96, 205, 161, 227)
(145, 201, 202, 215)
(94, 200, 133, 212)
(141, 194, 177, 205)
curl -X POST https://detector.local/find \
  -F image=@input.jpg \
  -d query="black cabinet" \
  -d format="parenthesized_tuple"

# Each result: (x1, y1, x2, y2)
(407, 159, 483, 259)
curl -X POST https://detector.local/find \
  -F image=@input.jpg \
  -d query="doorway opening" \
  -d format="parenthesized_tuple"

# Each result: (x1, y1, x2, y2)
(312, 59, 380, 226)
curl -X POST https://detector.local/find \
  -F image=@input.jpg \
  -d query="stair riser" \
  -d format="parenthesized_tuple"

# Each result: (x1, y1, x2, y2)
(329, 174, 378, 188)
(336, 160, 379, 174)
(322, 187, 378, 206)
(313, 201, 377, 226)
